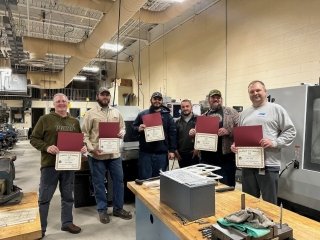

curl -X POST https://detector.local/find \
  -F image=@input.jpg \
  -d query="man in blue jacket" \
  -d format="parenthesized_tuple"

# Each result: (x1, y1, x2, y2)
(133, 92, 177, 179)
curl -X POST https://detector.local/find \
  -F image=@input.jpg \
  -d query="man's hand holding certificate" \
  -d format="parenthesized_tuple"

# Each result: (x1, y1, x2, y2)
(194, 116, 219, 152)
(56, 132, 84, 170)
(142, 112, 165, 142)
(233, 125, 264, 168)
(99, 122, 120, 154)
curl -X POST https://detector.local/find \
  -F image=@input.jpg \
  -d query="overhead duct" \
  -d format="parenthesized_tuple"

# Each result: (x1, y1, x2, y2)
(58, 0, 114, 14)
(133, 0, 197, 24)
(24, 0, 147, 89)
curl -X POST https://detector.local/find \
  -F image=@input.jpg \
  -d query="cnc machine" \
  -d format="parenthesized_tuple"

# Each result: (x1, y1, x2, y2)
(268, 85, 320, 221)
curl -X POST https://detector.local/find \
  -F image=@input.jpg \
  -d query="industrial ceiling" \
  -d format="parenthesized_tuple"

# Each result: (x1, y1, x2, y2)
(0, 0, 218, 89)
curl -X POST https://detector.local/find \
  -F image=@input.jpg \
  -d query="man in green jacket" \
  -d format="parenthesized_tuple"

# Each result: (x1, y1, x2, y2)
(30, 93, 86, 238)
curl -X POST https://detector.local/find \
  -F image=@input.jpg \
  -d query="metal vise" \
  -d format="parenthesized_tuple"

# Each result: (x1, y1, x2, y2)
(0, 158, 23, 205)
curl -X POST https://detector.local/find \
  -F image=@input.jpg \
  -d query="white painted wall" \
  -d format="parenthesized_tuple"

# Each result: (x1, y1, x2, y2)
(118, 0, 320, 109)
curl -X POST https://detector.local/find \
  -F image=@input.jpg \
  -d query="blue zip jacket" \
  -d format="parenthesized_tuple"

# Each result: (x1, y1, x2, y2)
(133, 106, 177, 154)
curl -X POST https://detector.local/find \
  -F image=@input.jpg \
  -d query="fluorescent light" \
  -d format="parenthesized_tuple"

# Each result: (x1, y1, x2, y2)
(100, 43, 124, 52)
(82, 66, 99, 73)
(73, 75, 87, 81)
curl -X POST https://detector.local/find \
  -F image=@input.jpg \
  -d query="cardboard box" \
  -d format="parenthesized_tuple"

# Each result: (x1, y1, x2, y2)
(113, 78, 132, 87)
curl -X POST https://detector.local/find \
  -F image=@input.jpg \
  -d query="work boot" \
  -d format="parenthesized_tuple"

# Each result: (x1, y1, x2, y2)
(99, 212, 110, 224)
(61, 223, 81, 234)
(113, 208, 132, 220)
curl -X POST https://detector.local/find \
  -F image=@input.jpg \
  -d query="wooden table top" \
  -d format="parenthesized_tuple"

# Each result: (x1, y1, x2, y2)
(128, 182, 320, 240)
(0, 192, 41, 240)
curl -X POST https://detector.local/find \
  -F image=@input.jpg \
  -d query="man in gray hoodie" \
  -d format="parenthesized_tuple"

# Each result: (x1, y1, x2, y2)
(231, 81, 296, 204)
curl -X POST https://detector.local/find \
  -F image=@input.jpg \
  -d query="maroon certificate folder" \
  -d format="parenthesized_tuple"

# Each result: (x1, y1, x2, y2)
(195, 115, 219, 134)
(234, 125, 263, 147)
(57, 132, 83, 151)
(99, 122, 120, 138)
(142, 112, 163, 127)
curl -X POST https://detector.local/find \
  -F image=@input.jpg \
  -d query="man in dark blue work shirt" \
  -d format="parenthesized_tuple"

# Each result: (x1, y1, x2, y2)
(133, 92, 177, 179)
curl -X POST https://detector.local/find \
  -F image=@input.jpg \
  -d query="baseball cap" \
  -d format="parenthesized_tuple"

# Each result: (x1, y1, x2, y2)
(208, 89, 222, 97)
(98, 87, 110, 95)
(151, 92, 163, 99)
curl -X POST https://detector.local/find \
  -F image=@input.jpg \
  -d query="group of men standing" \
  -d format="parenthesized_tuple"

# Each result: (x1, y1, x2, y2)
(30, 88, 132, 238)
(133, 80, 295, 207)
(30, 80, 296, 238)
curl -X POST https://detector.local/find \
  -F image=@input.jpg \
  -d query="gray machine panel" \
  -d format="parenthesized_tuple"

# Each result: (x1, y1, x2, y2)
(268, 85, 320, 212)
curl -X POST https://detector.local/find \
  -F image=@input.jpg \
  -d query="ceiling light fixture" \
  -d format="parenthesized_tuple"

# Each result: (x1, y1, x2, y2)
(82, 66, 100, 73)
(100, 43, 124, 52)
(73, 75, 87, 81)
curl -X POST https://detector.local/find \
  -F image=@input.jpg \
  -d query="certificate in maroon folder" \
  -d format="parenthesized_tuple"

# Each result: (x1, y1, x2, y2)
(57, 132, 84, 151)
(234, 125, 263, 147)
(142, 112, 163, 127)
(99, 122, 120, 138)
(195, 116, 219, 134)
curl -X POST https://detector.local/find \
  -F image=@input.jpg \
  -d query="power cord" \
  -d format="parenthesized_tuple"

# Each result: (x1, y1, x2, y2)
(279, 159, 299, 177)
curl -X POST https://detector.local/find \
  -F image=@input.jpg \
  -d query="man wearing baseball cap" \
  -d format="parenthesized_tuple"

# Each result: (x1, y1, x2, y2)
(189, 89, 239, 187)
(133, 92, 177, 179)
(82, 86, 132, 224)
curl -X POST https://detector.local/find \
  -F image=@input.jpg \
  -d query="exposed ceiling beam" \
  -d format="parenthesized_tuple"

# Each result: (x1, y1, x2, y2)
(92, 57, 129, 63)
(18, 3, 101, 21)
(123, 34, 149, 44)
(25, 0, 148, 88)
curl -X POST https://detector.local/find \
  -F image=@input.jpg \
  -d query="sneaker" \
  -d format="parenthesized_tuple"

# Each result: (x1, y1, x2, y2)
(61, 223, 81, 234)
(113, 209, 132, 220)
(99, 212, 110, 224)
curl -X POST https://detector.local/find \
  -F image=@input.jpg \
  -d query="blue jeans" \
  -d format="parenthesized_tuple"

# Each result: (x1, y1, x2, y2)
(138, 151, 168, 179)
(38, 167, 74, 234)
(88, 156, 124, 213)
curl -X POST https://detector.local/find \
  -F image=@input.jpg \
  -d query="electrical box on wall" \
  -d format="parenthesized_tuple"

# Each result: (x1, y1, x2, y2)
(23, 99, 32, 110)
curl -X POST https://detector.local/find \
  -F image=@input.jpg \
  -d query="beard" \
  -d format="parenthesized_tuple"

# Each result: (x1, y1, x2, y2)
(182, 111, 191, 116)
(150, 104, 161, 111)
(97, 98, 109, 107)
(210, 103, 222, 111)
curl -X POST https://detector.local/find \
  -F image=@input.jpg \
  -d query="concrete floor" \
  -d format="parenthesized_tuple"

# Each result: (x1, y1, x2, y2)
(10, 140, 242, 239)
(11, 140, 136, 240)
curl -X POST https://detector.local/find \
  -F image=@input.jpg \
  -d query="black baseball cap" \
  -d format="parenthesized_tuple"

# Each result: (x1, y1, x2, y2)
(151, 92, 162, 99)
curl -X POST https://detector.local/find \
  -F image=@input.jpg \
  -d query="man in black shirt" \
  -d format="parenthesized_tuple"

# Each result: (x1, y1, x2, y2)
(175, 99, 199, 168)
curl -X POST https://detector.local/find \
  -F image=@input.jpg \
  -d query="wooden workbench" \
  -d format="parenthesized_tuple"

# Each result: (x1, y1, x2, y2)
(0, 192, 42, 240)
(128, 182, 320, 240)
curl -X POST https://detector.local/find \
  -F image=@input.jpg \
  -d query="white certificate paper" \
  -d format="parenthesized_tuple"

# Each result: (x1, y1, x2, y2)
(194, 133, 218, 152)
(144, 125, 165, 142)
(236, 147, 265, 168)
(55, 151, 81, 170)
(99, 138, 120, 154)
